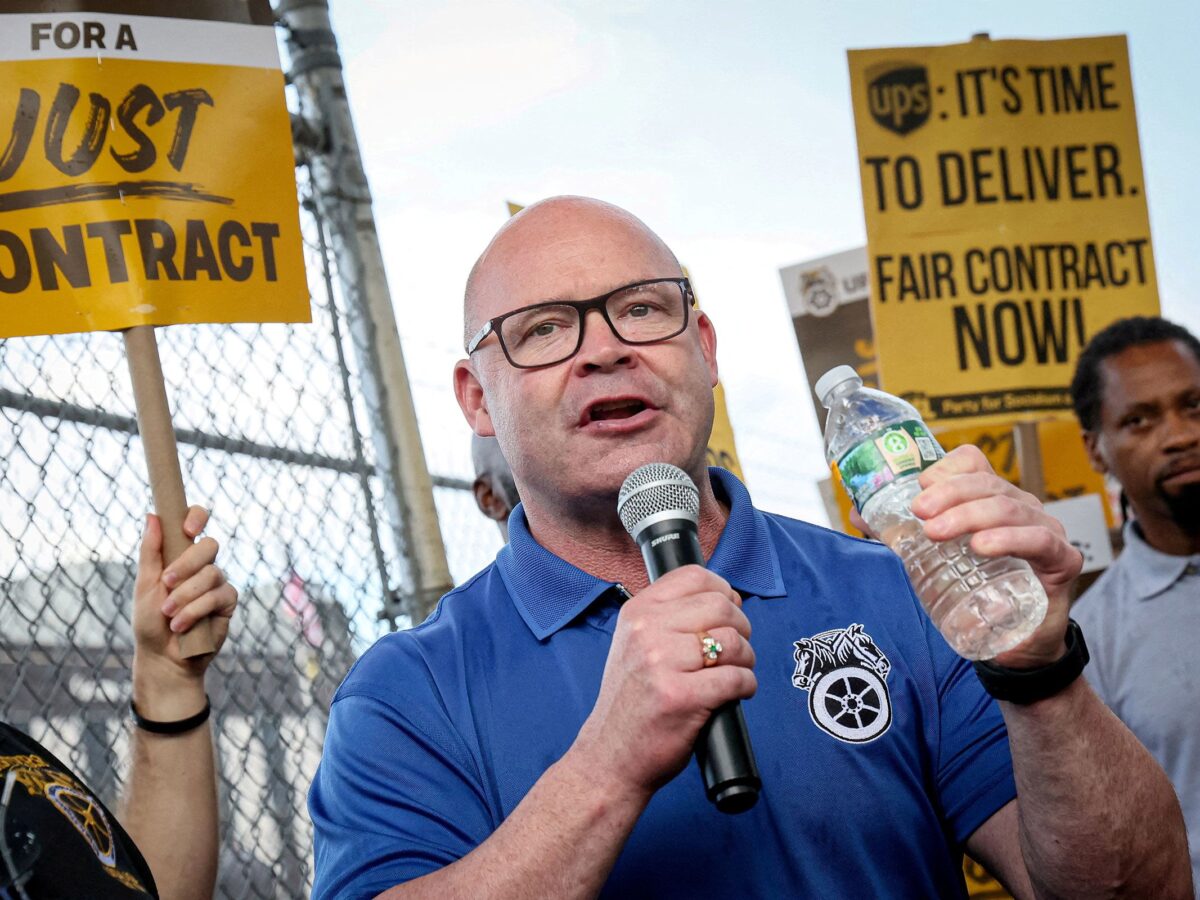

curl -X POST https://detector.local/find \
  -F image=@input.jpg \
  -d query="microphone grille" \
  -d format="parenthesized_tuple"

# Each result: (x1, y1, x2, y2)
(617, 463, 700, 538)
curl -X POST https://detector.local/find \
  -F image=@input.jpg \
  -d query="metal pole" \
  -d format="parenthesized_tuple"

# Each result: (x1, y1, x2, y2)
(276, 0, 452, 622)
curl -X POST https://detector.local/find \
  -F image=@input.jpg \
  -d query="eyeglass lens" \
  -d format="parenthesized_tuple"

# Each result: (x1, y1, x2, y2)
(500, 281, 686, 367)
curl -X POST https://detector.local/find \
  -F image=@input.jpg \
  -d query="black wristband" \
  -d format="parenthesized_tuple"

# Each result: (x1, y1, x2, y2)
(973, 620, 1090, 705)
(130, 695, 211, 734)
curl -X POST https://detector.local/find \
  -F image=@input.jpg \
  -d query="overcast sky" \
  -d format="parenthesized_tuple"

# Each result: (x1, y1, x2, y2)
(326, 0, 1200, 532)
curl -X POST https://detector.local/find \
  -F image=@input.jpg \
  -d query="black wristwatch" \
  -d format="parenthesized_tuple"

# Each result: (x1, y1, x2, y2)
(972, 619, 1090, 704)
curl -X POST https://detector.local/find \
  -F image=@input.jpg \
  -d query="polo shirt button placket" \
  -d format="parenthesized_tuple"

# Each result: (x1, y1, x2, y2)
(593, 584, 632, 633)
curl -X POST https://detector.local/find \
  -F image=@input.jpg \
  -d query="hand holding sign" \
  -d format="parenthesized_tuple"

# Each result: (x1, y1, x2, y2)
(125, 325, 217, 655)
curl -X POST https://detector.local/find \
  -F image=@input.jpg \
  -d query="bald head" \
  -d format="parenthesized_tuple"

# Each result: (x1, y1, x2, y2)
(463, 196, 682, 345)
(453, 195, 718, 524)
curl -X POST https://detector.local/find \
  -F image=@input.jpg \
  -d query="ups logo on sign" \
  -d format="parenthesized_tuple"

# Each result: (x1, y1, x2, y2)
(799, 267, 839, 317)
(866, 63, 930, 136)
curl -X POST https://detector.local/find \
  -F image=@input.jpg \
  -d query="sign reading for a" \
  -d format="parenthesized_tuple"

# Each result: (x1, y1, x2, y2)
(0, 3, 308, 337)
(849, 35, 1158, 427)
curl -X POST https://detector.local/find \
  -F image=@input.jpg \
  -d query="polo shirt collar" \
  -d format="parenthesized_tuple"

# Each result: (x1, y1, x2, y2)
(706, 468, 786, 600)
(496, 467, 785, 640)
(1121, 520, 1200, 601)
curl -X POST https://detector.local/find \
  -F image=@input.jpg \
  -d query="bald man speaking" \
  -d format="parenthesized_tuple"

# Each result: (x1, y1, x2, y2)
(309, 198, 1189, 899)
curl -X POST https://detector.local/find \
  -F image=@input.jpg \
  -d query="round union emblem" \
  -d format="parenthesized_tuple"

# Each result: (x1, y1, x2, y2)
(808, 665, 892, 744)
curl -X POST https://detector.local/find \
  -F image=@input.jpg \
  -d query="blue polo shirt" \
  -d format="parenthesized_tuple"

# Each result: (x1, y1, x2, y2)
(310, 469, 1015, 899)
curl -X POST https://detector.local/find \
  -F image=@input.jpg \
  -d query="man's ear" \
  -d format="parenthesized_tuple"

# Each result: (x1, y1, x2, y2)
(473, 477, 507, 522)
(696, 312, 719, 387)
(1082, 429, 1108, 476)
(454, 359, 495, 437)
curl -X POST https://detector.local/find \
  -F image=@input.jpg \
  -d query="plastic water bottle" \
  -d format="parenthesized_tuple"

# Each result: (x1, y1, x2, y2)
(815, 365, 1047, 660)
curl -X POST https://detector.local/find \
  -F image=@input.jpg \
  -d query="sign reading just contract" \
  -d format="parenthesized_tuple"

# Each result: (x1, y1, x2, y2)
(848, 35, 1158, 427)
(0, 2, 308, 338)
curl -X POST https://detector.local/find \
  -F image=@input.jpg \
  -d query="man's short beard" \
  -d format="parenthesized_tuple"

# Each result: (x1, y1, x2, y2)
(1160, 481, 1200, 536)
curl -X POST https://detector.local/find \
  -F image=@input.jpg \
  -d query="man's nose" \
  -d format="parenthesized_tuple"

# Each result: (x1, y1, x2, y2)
(573, 308, 632, 372)
(1163, 407, 1200, 451)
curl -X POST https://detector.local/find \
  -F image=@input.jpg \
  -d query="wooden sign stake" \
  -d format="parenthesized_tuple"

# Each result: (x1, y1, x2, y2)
(1013, 420, 1047, 503)
(123, 325, 215, 658)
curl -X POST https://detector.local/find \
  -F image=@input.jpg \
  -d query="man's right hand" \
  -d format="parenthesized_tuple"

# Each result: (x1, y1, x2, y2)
(570, 565, 756, 801)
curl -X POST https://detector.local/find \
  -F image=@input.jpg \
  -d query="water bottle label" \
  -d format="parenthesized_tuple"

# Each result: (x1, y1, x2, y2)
(834, 420, 944, 510)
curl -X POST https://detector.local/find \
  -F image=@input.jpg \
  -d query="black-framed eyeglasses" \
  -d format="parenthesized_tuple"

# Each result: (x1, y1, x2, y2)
(466, 277, 695, 369)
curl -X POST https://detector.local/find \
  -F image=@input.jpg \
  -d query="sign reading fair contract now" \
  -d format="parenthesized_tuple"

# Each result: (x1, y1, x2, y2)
(0, 2, 308, 337)
(848, 35, 1158, 427)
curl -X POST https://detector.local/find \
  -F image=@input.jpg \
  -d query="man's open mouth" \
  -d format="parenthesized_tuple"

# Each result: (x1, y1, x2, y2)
(587, 399, 647, 422)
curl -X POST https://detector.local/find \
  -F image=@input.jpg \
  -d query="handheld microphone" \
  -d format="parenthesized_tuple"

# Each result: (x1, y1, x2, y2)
(617, 463, 761, 814)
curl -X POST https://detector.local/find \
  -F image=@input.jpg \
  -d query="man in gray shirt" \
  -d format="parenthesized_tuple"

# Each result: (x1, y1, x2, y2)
(1070, 315, 1200, 890)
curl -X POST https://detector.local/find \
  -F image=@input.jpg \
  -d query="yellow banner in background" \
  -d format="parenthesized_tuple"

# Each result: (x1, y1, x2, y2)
(935, 420, 1112, 524)
(849, 35, 1158, 428)
(827, 469, 864, 538)
(681, 265, 746, 481)
(1038, 418, 1113, 525)
(935, 423, 1020, 483)
(0, 9, 308, 338)
(708, 381, 745, 481)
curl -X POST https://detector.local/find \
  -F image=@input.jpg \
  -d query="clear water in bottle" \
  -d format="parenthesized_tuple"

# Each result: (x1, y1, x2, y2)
(815, 365, 1047, 660)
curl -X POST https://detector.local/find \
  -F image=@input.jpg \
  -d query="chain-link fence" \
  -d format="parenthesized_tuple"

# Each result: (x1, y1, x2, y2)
(0, 112, 501, 898)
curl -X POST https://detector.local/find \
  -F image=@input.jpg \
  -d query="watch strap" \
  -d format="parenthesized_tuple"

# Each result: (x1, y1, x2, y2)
(973, 619, 1089, 705)
(130, 694, 211, 734)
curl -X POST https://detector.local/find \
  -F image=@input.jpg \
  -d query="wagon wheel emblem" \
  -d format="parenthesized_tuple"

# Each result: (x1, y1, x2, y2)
(47, 783, 116, 866)
(809, 665, 892, 744)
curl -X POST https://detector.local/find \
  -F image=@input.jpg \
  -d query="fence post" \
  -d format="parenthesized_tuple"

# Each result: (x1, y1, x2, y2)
(277, 0, 453, 622)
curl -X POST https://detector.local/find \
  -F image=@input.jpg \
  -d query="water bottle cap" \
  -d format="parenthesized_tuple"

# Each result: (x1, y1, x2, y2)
(814, 365, 861, 406)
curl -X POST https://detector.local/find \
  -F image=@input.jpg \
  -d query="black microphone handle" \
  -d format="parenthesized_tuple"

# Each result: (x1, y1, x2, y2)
(637, 518, 762, 814)
(638, 516, 706, 581)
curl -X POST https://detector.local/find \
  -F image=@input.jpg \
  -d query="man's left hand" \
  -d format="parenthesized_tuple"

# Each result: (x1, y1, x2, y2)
(132, 507, 238, 716)
(910, 445, 1083, 668)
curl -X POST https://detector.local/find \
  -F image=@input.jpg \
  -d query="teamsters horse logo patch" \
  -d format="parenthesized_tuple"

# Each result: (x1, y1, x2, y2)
(792, 624, 893, 744)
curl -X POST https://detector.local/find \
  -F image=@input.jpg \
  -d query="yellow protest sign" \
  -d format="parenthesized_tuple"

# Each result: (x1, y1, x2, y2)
(0, 4, 308, 338)
(682, 266, 745, 481)
(707, 381, 745, 480)
(1038, 418, 1114, 525)
(849, 35, 1158, 428)
(826, 471, 864, 538)
(935, 420, 1111, 522)
(935, 422, 1020, 483)
(964, 858, 1013, 899)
